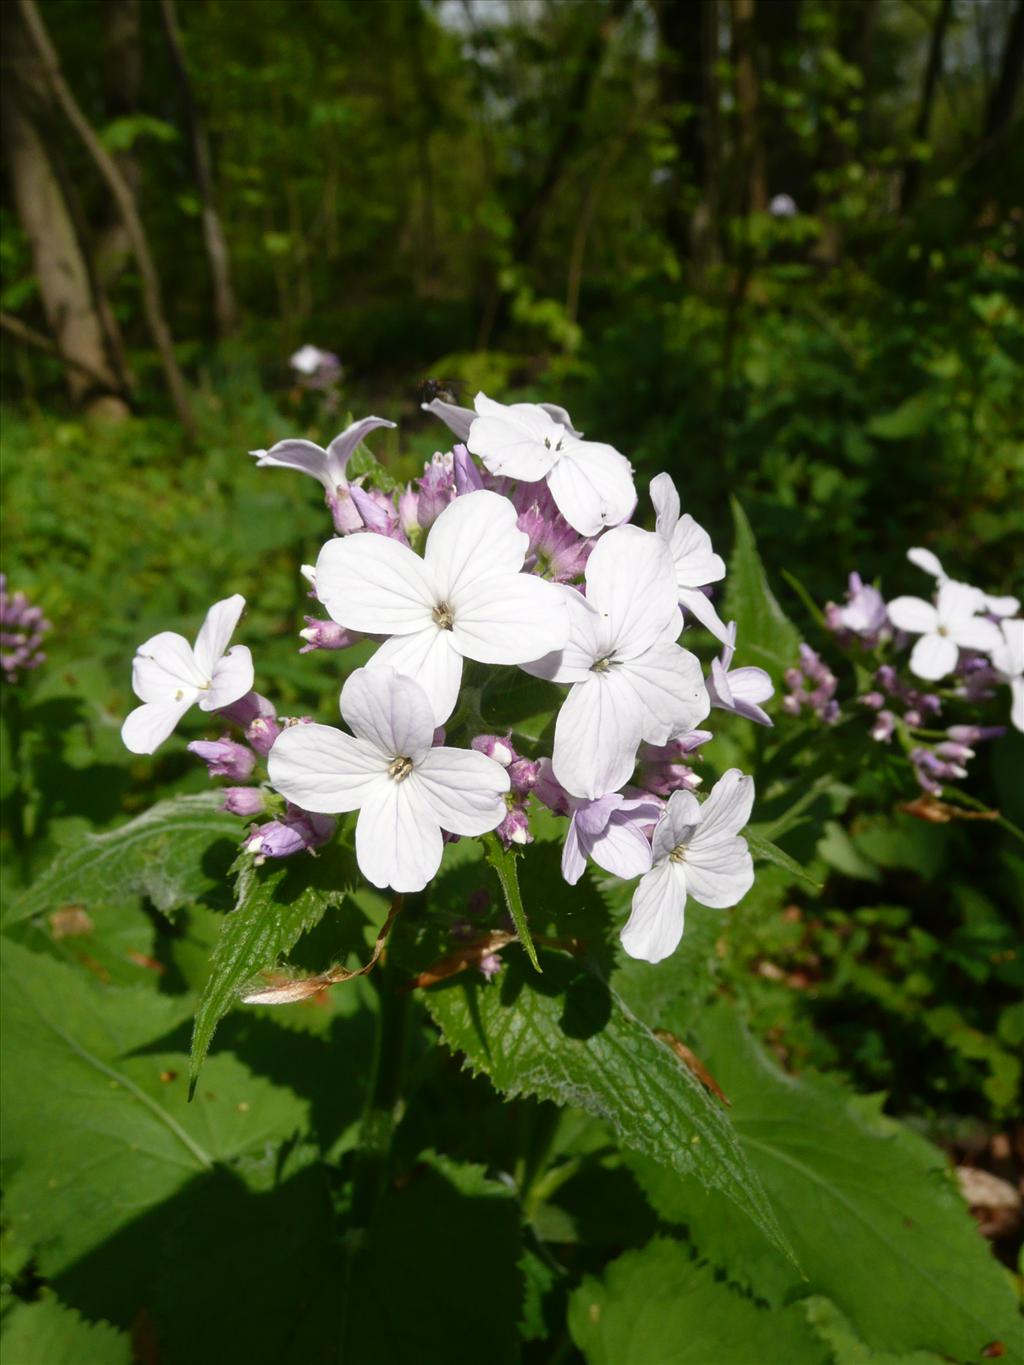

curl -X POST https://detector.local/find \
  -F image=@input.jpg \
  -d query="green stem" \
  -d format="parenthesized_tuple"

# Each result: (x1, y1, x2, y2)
(483, 832, 541, 972)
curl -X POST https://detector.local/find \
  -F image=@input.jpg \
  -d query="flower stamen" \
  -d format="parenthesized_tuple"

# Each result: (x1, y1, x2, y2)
(433, 602, 455, 630)
(388, 755, 414, 782)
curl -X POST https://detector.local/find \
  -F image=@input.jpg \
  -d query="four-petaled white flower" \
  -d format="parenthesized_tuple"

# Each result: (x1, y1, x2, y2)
(315, 489, 570, 725)
(122, 595, 254, 754)
(467, 393, 636, 537)
(267, 666, 510, 892)
(562, 793, 663, 885)
(250, 415, 396, 532)
(524, 525, 709, 799)
(621, 769, 754, 964)
(887, 581, 1002, 681)
(650, 473, 730, 643)
(990, 617, 1023, 733)
(907, 548, 1019, 619)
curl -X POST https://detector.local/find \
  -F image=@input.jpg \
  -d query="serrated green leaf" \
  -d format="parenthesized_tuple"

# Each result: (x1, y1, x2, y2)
(189, 844, 359, 1089)
(0, 941, 309, 1314)
(723, 498, 801, 680)
(0, 1295, 131, 1365)
(483, 833, 541, 971)
(424, 953, 794, 1266)
(4, 793, 241, 926)
(746, 830, 822, 888)
(801, 1297, 949, 1365)
(626, 1002, 1021, 1361)
(568, 1238, 827, 1364)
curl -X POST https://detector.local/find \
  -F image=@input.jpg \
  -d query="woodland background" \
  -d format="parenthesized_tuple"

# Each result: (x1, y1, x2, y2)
(1, 1, 1023, 1362)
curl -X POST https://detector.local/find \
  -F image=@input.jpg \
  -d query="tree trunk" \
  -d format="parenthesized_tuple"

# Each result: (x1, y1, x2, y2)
(1, 26, 126, 412)
(157, 0, 237, 337)
(731, 0, 767, 215)
(900, 0, 953, 212)
(95, 0, 142, 287)
(983, 0, 1024, 144)
(18, 0, 196, 436)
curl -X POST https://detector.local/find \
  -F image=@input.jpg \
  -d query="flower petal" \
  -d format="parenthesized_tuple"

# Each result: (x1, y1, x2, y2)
(355, 780, 443, 892)
(949, 616, 1002, 654)
(316, 532, 436, 635)
(519, 587, 603, 684)
(670, 514, 725, 589)
(121, 698, 193, 754)
(935, 579, 986, 626)
(908, 632, 959, 681)
(1010, 676, 1024, 733)
(583, 525, 677, 660)
(620, 861, 686, 964)
(652, 790, 700, 862)
(545, 440, 636, 537)
(425, 489, 528, 595)
(268, 722, 386, 812)
(132, 632, 205, 701)
(368, 630, 463, 726)
(617, 642, 710, 745)
(692, 769, 754, 844)
(551, 672, 644, 799)
(678, 586, 730, 645)
(537, 402, 583, 438)
(887, 595, 939, 635)
(422, 398, 475, 442)
(727, 666, 774, 706)
(561, 815, 587, 885)
(340, 665, 436, 758)
(468, 395, 561, 482)
(202, 644, 255, 711)
(412, 748, 510, 835)
(249, 439, 330, 491)
(907, 547, 944, 580)
(684, 834, 753, 909)
(193, 595, 246, 677)
(590, 815, 655, 880)
(991, 618, 1024, 679)
(450, 572, 569, 665)
(325, 416, 396, 486)
(649, 472, 680, 541)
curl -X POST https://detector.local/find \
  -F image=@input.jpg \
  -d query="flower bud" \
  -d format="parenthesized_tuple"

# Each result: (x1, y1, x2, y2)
(508, 757, 540, 795)
(870, 710, 896, 743)
(453, 443, 483, 494)
(246, 804, 335, 860)
(188, 735, 256, 781)
(478, 951, 503, 981)
(246, 714, 282, 757)
(222, 786, 266, 816)
(497, 803, 531, 848)
(534, 757, 570, 816)
(299, 616, 358, 653)
(217, 690, 276, 728)
(472, 734, 516, 767)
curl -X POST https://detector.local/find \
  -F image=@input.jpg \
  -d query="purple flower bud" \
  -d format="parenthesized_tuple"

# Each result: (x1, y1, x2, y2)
(947, 723, 1006, 744)
(398, 485, 420, 537)
(935, 740, 974, 763)
(299, 616, 358, 653)
(222, 786, 266, 816)
(0, 575, 50, 684)
(859, 691, 885, 710)
(508, 757, 540, 795)
(497, 803, 531, 848)
(472, 734, 517, 767)
(870, 710, 896, 743)
(478, 951, 503, 981)
(326, 486, 365, 535)
(246, 714, 282, 757)
(904, 708, 922, 728)
(218, 690, 276, 728)
(188, 735, 257, 781)
(348, 484, 407, 542)
(416, 452, 456, 529)
(246, 803, 335, 860)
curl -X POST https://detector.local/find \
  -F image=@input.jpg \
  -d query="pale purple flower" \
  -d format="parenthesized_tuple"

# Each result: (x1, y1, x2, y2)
(249, 416, 395, 534)
(562, 793, 663, 885)
(782, 644, 839, 724)
(315, 489, 571, 725)
(907, 548, 1019, 619)
(246, 713, 282, 757)
(188, 735, 257, 781)
(424, 398, 583, 446)
(706, 622, 773, 726)
(508, 757, 540, 795)
(769, 193, 798, 217)
(637, 731, 712, 798)
(290, 345, 343, 389)
(417, 452, 457, 529)
(453, 443, 484, 494)
(825, 572, 889, 647)
(267, 667, 510, 892)
(479, 951, 503, 981)
(122, 595, 254, 755)
(870, 710, 896, 743)
(513, 482, 592, 582)
(0, 575, 50, 683)
(523, 525, 709, 799)
(217, 690, 276, 729)
(889, 581, 1003, 682)
(990, 617, 1024, 732)
(621, 770, 754, 964)
(534, 757, 570, 816)
(348, 484, 407, 543)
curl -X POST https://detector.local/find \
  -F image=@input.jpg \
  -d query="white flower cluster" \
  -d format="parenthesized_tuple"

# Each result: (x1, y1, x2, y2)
(122, 394, 775, 965)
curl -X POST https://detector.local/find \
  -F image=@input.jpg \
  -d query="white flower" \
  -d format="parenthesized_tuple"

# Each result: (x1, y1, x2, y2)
(907, 548, 1019, 618)
(888, 581, 1003, 681)
(290, 344, 328, 376)
(121, 595, 254, 754)
(466, 393, 636, 537)
(524, 525, 709, 798)
(314, 489, 569, 724)
(620, 770, 754, 964)
(267, 666, 510, 892)
(991, 617, 1024, 732)
(650, 473, 729, 643)
(423, 396, 583, 444)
